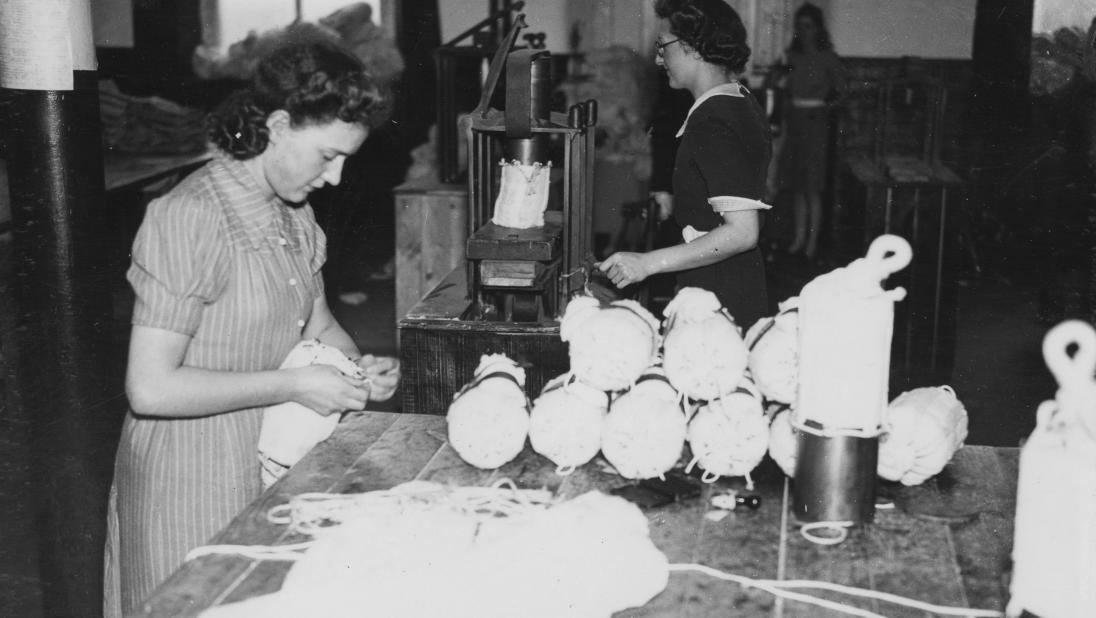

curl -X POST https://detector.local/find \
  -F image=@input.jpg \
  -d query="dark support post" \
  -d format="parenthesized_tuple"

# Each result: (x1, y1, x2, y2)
(0, 1, 117, 615)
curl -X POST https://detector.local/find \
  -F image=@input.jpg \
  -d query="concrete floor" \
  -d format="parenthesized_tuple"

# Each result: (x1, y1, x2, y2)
(0, 219, 1075, 615)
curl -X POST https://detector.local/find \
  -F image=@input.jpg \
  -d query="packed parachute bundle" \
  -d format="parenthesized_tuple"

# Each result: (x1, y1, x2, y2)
(529, 375, 610, 474)
(767, 406, 799, 478)
(560, 295, 661, 392)
(877, 386, 969, 486)
(743, 298, 799, 405)
(685, 376, 770, 484)
(601, 366, 688, 480)
(661, 288, 749, 401)
(447, 354, 531, 469)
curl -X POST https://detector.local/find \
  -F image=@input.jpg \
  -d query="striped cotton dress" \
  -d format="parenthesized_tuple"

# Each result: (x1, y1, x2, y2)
(103, 155, 326, 616)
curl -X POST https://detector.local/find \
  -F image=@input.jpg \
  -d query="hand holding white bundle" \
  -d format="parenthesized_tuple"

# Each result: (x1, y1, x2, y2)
(661, 287, 748, 401)
(447, 354, 530, 469)
(601, 366, 688, 480)
(1008, 320, 1096, 618)
(877, 386, 969, 486)
(258, 340, 364, 489)
(529, 374, 610, 475)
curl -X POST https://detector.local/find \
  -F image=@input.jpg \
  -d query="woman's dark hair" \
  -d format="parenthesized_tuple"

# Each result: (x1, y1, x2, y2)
(789, 3, 834, 53)
(655, 0, 751, 74)
(209, 41, 390, 159)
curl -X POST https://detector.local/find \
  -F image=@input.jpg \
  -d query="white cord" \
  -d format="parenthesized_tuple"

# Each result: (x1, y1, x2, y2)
(800, 520, 853, 545)
(668, 563, 1005, 618)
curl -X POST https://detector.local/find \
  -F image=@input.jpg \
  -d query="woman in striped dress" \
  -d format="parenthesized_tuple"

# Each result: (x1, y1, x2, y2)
(103, 42, 400, 616)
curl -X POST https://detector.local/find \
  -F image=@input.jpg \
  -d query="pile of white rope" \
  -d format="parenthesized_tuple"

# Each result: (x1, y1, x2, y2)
(190, 480, 1003, 618)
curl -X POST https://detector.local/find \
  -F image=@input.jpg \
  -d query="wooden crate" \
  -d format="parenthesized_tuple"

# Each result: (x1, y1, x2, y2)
(398, 267, 569, 415)
(835, 157, 964, 390)
(394, 179, 468, 323)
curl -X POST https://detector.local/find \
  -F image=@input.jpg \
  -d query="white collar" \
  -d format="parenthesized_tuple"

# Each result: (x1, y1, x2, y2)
(676, 82, 745, 138)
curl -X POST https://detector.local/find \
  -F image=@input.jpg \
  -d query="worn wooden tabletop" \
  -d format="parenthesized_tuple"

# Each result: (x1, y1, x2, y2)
(138, 412, 1018, 617)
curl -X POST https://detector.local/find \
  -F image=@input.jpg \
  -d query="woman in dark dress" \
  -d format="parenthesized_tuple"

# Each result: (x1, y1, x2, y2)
(777, 2, 846, 259)
(599, 0, 772, 329)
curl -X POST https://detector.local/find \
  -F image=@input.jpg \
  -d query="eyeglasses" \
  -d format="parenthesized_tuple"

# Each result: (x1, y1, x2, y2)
(654, 38, 682, 58)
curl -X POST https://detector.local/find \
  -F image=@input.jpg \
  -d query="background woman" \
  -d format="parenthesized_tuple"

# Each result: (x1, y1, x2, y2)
(599, 0, 772, 329)
(778, 2, 846, 260)
(103, 42, 399, 615)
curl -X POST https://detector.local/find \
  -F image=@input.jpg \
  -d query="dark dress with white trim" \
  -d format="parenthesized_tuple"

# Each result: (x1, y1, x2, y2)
(672, 85, 772, 330)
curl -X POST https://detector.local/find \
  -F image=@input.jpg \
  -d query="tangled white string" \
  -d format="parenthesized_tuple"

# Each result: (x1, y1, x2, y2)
(184, 479, 555, 563)
(667, 563, 1004, 618)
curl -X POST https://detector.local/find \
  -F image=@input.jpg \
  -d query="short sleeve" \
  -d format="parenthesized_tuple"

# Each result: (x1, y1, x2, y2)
(690, 105, 769, 205)
(126, 191, 229, 335)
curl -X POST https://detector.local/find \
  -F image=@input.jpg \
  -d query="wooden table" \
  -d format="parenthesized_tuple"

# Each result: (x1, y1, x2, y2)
(139, 412, 1018, 617)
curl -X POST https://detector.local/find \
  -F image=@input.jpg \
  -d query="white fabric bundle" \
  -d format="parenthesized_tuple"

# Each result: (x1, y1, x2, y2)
(796, 235, 910, 433)
(447, 354, 530, 469)
(601, 367, 688, 480)
(743, 298, 799, 405)
(767, 407, 799, 478)
(559, 295, 661, 392)
(529, 375, 610, 474)
(877, 386, 969, 486)
(491, 160, 551, 229)
(661, 287, 748, 401)
(686, 377, 769, 482)
(258, 339, 363, 488)
(1008, 320, 1096, 618)
(200, 486, 669, 618)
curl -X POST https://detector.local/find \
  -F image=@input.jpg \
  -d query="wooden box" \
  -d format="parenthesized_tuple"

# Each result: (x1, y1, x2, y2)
(397, 267, 569, 415)
(394, 179, 468, 323)
(835, 157, 964, 390)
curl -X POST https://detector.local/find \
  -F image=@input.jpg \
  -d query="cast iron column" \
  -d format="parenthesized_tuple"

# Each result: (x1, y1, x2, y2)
(0, 1, 117, 615)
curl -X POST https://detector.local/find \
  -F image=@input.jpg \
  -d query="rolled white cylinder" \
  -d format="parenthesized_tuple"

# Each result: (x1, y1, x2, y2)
(795, 235, 911, 433)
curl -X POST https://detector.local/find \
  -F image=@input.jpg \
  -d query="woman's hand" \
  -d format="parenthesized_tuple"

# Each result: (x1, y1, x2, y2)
(598, 252, 653, 288)
(357, 355, 400, 402)
(289, 365, 371, 416)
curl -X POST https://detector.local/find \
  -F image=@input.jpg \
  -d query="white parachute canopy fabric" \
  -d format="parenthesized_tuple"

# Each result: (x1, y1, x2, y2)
(796, 235, 911, 434)
(1009, 320, 1096, 618)
(560, 295, 661, 392)
(491, 159, 552, 229)
(447, 354, 530, 469)
(686, 376, 769, 482)
(529, 375, 609, 473)
(601, 367, 688, 480)
(877, 385, 969, 486)
(199, 486, 670, 618)
(258, 339, 364, 486)
(768, 407, 799, 478)
(743, 297, 799, 405)
(661, 287, 749, 401)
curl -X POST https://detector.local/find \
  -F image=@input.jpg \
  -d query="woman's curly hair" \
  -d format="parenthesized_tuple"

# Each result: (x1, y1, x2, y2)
(208, 41, 390, 159)
(655, 0, 751, 74)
